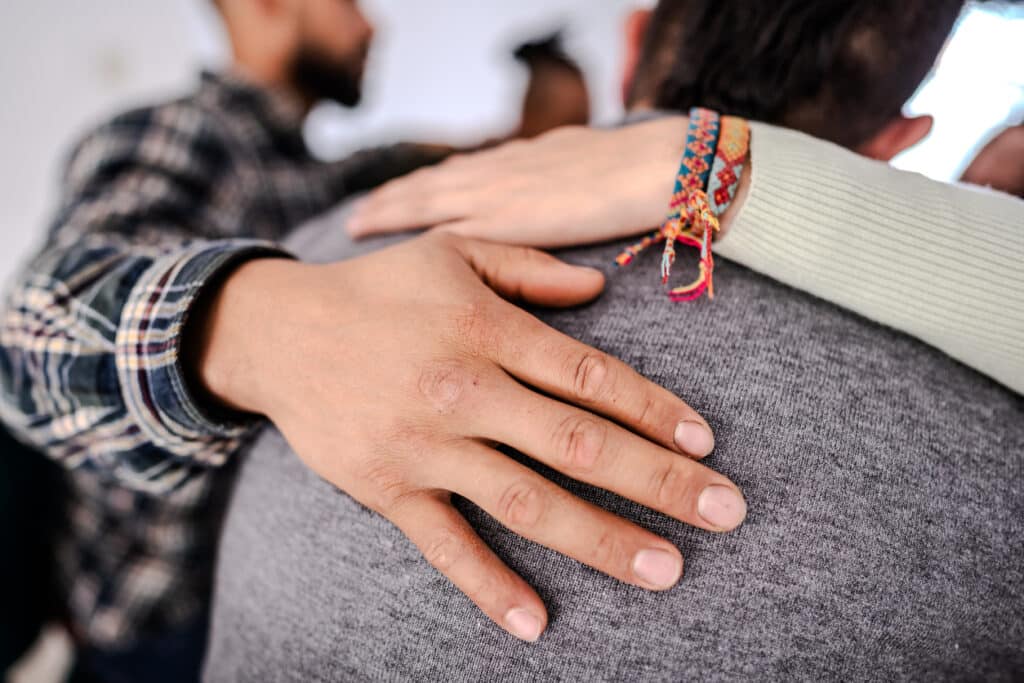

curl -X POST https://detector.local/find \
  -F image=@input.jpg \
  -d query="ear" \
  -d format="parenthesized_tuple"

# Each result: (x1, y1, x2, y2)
(857, 115, 934, 161)
(621, 9, 653, 106)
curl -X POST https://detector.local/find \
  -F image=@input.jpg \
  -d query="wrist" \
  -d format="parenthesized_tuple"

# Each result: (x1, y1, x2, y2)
(627, 114, 753, 236)
(187, 256, 307, 417)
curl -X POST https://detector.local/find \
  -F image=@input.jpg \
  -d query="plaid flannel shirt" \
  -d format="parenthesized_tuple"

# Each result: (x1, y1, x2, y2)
(0, 71, 445, 647)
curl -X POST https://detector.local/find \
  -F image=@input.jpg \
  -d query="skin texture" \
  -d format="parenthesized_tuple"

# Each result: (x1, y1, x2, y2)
(195, 233, 744, 641)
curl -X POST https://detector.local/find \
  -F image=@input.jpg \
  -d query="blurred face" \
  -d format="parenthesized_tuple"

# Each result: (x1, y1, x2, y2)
(288, 0, 374, 107)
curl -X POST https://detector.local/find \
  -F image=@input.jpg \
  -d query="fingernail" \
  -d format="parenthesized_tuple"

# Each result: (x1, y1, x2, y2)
(697, 485, 747, 530)
(631, 548, 683, 590)
(504, 608, 543, 642)
(674, 420, 715, 456)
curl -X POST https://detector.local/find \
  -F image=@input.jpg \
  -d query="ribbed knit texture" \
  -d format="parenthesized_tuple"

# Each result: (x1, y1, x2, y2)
(719, 123, 1024, 394)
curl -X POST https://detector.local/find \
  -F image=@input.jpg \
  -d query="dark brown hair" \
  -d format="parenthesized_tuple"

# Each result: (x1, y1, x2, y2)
(631, 0, 970, 148)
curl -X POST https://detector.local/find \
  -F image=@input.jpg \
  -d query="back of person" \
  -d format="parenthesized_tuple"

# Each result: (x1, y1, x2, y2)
(204, 206, 1024, 681)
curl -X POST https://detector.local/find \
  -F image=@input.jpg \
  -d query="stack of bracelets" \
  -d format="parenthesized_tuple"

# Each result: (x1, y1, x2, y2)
(615, 107, 751, 301)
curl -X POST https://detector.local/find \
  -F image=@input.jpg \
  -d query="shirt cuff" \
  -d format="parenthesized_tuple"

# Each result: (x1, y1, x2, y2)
(115, 240, 291, 474)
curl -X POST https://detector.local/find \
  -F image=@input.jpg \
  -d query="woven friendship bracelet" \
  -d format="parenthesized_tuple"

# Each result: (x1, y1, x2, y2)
(708, 116, 751, 216)
(615, 108, 720, 270)
(660, 108, 720, 283)
(668, 114, 750, 301)
(662, 108, 720, 300)
(615, 108, 750, 302)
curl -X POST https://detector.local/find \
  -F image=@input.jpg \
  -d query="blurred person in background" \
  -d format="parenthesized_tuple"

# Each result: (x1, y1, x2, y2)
(962, 120, 1024, 197)
(512, 31, 591, 138)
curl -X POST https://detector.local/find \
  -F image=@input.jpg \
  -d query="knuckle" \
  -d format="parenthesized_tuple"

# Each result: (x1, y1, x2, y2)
(422, 527, 464, 572)
(451, 299, 502, 356)
(571, 352, 612, 403)
(359, 459, 413, 514)
(553, 414, 607, 473)
(650, 461, 697, 511)
(451, 299, 487, 339)
(497, 480, 545, 531)
(589, 528, 627, 570)
(469, 569, 504, 609)
(417, 359, 476, 414)
(635, 394, 661, 433)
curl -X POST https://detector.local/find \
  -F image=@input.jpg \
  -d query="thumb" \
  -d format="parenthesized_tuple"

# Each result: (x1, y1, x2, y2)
(455, 238, 605, 308)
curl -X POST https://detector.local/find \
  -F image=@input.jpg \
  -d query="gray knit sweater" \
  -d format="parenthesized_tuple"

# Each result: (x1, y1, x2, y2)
(204, 195, 1024, 681)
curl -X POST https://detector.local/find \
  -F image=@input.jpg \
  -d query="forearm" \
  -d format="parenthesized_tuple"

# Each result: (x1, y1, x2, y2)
(717, 122, 1024, 394)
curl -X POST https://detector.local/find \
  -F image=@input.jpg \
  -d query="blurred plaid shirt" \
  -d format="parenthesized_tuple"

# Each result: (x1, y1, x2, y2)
(0, 71, 445, 647)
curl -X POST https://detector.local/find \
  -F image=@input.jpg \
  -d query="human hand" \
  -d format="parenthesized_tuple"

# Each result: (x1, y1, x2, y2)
(346, 118, 691, 247)
(194, 232, 746, 642)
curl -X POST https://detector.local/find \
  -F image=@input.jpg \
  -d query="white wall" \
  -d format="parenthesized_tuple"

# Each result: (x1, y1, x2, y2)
(893, 3, 1024, 180)
(305, 0, 640, 156)
(0, 1, 1021, 289)
(0, 1, 214, 288)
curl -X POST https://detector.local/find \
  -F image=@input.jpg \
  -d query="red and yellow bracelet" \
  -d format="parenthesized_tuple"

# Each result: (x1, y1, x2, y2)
(616, 108, 750, 301)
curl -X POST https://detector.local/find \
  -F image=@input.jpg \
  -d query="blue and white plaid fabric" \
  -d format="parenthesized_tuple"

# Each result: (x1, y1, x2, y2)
(0, 71, 445, 646)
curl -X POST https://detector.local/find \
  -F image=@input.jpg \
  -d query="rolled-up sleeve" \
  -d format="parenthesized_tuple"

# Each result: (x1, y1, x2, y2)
(0, 108, 289, 494)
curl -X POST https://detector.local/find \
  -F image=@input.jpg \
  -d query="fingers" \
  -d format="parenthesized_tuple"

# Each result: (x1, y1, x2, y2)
(454, 238, 605, 308)
(427, 441, 686, 593)
(483, 384, 745, 532)
(388, 491, 548, 642)
(347, 160, 479, 237)
(489, 309, 715, 458)
(347, 141, 543, 238)
(347, 187, 470, 237)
